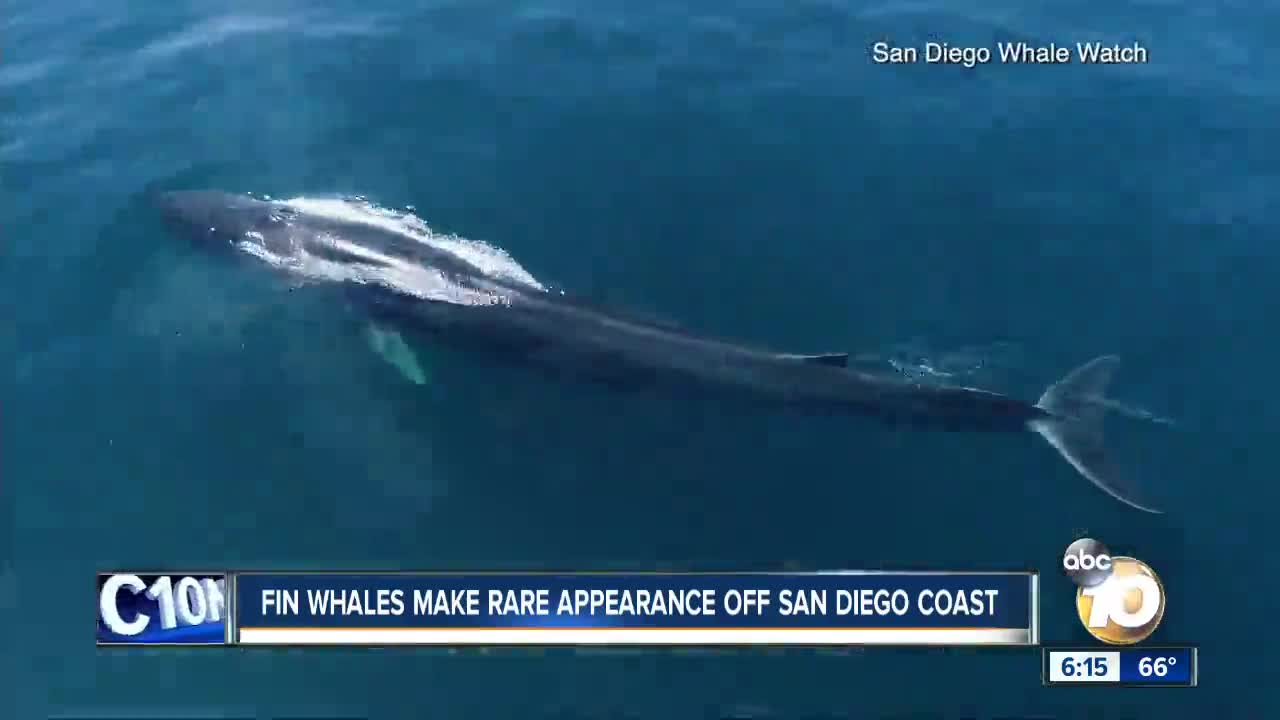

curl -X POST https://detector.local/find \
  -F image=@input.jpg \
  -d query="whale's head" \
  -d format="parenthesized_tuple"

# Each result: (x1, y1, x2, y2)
(158, 190, 292, 251)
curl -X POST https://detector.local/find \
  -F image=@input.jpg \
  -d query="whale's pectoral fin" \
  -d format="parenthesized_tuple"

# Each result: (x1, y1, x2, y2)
(781, 353, 849, 368)
(365, 324, 428, 385)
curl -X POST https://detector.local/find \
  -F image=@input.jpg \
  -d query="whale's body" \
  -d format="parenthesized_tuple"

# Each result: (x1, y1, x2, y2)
(158, 190, 1159, 512)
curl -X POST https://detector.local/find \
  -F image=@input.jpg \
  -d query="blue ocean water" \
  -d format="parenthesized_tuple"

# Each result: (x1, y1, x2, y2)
(4, 0, 1278, 716)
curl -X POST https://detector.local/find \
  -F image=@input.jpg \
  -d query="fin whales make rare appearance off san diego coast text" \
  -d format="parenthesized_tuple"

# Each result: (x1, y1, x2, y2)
(158, 190, 1162, 513)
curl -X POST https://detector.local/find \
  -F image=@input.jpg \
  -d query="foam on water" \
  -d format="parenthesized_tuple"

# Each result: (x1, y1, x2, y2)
(233, 195, 545, 305)
(283, 196, 545, 290)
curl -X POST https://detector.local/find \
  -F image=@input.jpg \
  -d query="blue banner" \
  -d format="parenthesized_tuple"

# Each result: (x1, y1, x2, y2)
(1119, 647, 1196, 685)
(234, 572, 1037, 646)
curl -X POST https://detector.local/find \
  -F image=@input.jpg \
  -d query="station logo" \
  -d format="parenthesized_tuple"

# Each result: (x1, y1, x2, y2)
(1062, 538, 1164, 645)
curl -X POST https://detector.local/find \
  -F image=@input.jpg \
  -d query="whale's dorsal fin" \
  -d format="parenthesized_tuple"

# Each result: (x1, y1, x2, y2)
(781, 353, 849, 368)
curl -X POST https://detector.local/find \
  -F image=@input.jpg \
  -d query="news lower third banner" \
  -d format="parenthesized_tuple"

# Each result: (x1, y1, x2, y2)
(96, 571, 1037, 646)
(228, 571, 1039, 646)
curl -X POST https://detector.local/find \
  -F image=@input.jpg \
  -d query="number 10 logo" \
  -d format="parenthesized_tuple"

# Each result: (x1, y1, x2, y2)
(1063, 538, 1166, 645)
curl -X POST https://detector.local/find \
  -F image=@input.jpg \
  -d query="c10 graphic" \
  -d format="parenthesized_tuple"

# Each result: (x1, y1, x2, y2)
(97, 573, 226, 637)
(1061, 538, 1165, 645)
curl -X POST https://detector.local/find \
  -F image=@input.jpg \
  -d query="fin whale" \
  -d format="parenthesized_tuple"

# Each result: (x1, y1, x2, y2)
(157, 190, 1159, 513)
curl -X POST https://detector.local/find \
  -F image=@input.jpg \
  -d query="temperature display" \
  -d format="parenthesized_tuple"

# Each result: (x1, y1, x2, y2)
(1044, 647, 1197, 687)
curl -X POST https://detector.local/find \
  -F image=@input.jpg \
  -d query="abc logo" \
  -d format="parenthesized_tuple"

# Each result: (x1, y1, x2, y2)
(1062, 537, 1164, 645)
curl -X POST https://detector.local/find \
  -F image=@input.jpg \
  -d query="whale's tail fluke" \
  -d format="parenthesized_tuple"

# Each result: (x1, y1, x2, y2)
(1031, 355, 1162, 513)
